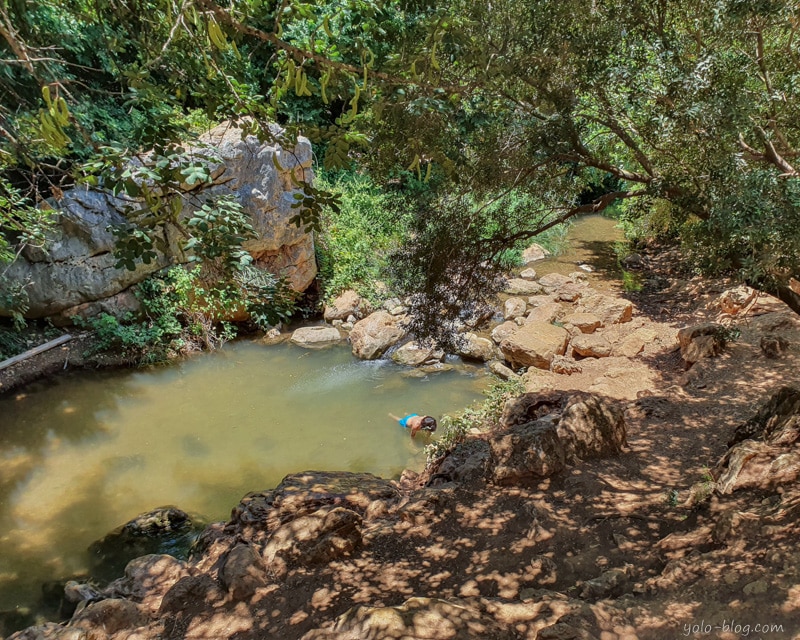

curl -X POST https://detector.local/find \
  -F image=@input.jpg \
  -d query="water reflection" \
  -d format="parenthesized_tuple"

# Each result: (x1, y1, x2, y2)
(0, 341, 488, 612)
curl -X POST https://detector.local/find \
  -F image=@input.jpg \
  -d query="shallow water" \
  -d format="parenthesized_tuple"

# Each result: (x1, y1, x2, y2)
(531, 214, 624, 284)
(0, 341, 488, 613)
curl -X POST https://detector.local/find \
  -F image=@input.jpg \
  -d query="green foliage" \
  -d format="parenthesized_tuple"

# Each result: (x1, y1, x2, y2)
(424, 376, 524, 464)
(315, 171, 413, 303)
(236, 265, 297, 330)
(185, 196, 255, 271)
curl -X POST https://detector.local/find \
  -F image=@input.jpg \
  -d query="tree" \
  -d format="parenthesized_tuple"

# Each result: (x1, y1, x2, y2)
(2, 0, 800, 335)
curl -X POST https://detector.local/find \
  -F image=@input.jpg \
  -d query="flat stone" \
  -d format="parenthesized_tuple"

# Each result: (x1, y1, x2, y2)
(526, 303, 561, 325)
(392, 341, 440, 367)
(504, 278, 545, 295)
(538, 273, 573, 291)
(500, 321, 569, 370)
(290, 326, 343, 346)
(519, 268, 537, 280)
(577, 294, 633, 325)
(563, 312, 602, 334)
(571, 334, 613, 358)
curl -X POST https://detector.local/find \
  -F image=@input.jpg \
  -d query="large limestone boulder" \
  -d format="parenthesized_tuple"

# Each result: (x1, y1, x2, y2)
(349, 311, 406, 359)
(526, 303, 561, 325)
(500, 322, 569, 370)
(1, 121, 316, 319)
(290, 325, 343, 347)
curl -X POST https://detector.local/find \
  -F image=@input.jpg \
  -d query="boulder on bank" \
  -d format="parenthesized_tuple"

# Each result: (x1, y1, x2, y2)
(392, 341, 443, 367)
(563, 312, 602, 334)
(677, 322, 725, 365)
(456, 332, 496, 362)
(556, 394, 626, 463)
(500, 321, 569, 370)
(503, 297, 528, 320)
(715, 386, 800, 494)
(349, 311, 406, 360)
(490, 418, 567, 485)
(324, 290, 369, 322)
(290, 326, 343, 347)
(522, 243, 551, 263)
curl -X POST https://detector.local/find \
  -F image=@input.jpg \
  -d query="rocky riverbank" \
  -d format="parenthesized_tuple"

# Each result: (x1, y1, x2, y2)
(6, 246, 800, 640)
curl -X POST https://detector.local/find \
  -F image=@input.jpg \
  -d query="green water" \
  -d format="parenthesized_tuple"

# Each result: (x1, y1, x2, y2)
(0, 341, 488, 614)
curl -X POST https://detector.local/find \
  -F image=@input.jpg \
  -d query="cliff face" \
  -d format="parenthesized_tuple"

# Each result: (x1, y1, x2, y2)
(0, 122, 316, 320)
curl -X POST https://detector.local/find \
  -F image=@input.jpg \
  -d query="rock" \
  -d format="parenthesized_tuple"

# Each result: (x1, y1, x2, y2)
(577, 294, 633, 325)
(522, 243, 551, 263)
(324, 290, 368, 322)
(263, 507, 362, 577)
(2, 122, 317, 320)
(621, 253, 644, 269)
(551, 355, 582, 375)
(614, 327, 657, 358)
(718, 285, 757, 315)
(491, 321, 518, 345)
(158, 575, 226, 615)
(760, 335, 789, 359)
(392, 341, 441, 367)
(50, 289, 142, 327)
(577, 263, 595, 272)
(349, 311, 406, 360)
(71, 598, 148, 635)
(500, 392, 565, 429)
(488, 360, 520, 381)
(104, 554, 189, 616)
(715, 387, 800, 494)
(579, 567, 630, 599)
(500, 322, 569, 370)
(88, 507, 202, 583)
(301, 597, 514, 640)
(504, 278, 545, 295)
(436, 440, 492, 486)
(290, 326, 343, 347)
(742, 579, 769, 595)
(221, 544, 268, 600)
(525, 303, 562, 325)
(519, 268, 537, 280)
(490, 419, 566, 485)
(538, 273, 573, 291)
(503, 297, 528, 320)
(677, 323, 724, 365)
(562, 313, 602, 334)
(64, 581, 103, 605)
(229, 471, 399, 537)
(556, 283, 586, 302)
(570, 334, 613, 358)
(556, 394, 627, 463)
(456, 332, 496, 362)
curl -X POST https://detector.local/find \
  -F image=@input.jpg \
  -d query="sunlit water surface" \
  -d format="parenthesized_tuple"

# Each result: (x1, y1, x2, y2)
(0, 341, 489, 612)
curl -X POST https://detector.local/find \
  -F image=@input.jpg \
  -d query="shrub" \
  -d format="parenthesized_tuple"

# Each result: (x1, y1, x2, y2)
(424, 376, 524, 465)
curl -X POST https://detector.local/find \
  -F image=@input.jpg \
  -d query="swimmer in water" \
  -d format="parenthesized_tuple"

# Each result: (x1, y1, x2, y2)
(389, 413, 438, 438)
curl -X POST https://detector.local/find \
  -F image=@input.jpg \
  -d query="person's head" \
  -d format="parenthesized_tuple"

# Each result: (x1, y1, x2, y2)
(421, 416, 437, 432)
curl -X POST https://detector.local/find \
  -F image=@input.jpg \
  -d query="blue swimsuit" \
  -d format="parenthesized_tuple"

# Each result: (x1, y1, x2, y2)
(398, 414, 418, 428)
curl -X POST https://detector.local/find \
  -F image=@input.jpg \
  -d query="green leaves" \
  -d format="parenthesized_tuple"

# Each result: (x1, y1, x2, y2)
(185, 195, 256, 272)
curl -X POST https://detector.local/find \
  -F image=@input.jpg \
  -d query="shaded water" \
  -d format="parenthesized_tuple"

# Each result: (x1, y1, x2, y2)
(0, 341, 488, 613)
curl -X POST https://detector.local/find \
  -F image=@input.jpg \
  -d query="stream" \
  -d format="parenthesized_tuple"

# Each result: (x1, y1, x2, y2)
(0, 213, 624, 627)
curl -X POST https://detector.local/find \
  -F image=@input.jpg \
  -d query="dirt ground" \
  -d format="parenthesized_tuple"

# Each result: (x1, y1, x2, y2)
(7, 247, 800, 640)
